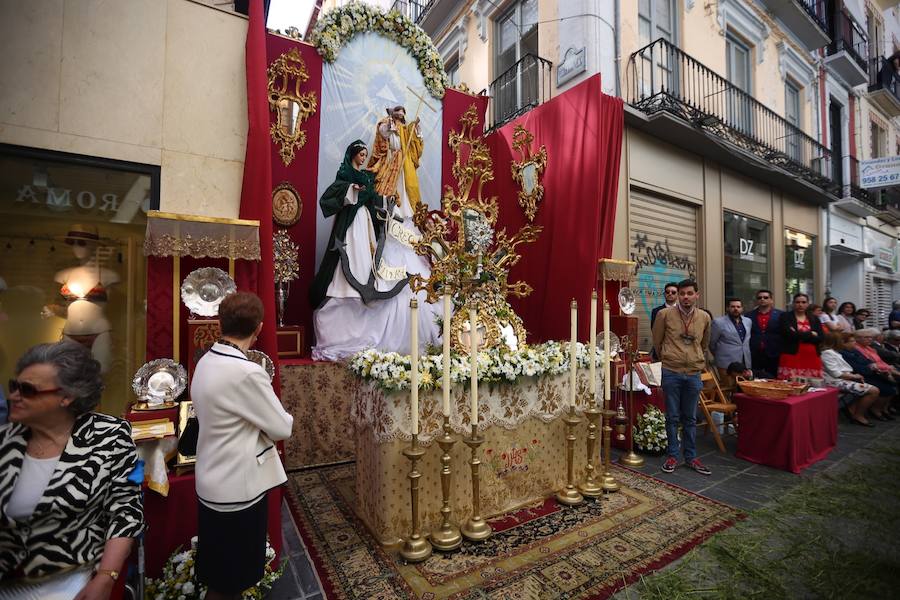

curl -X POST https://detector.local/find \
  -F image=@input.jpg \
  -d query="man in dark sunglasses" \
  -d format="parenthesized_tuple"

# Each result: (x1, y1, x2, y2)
(746, 289, 783, 379)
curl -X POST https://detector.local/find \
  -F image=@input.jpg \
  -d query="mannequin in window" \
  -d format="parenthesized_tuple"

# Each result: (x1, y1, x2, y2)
(47, 225, 119, 373)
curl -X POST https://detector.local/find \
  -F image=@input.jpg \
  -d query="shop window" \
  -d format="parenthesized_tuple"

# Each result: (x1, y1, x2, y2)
(724, 211, 769, 308)
(0, 146, 158, 417)
(785, 230, 816, 304)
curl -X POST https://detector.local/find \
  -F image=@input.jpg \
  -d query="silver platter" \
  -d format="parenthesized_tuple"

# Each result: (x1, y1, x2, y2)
(247, 349, 275, 381)
(132, 358, 187, 401)
(596, 330, 621, 356)
(181, 267, 237, 317)
(617, 287, 636, 315)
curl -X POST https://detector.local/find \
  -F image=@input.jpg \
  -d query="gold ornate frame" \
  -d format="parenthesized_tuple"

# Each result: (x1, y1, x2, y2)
(271, 181, 302, 227)
(267, 48, 318, 166)
(412, 105, 542, 352)
(510, 125, 548, 222)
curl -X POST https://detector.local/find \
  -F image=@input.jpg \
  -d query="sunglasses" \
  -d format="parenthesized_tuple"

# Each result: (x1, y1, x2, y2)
(756, 295, 770, 300)
(8, 379, 63, 399)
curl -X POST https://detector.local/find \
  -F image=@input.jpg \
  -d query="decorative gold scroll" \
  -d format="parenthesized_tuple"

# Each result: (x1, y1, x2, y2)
(412, 105, 542, 352)
(510, 125, 548, 222)
(267, 47, 318, 166)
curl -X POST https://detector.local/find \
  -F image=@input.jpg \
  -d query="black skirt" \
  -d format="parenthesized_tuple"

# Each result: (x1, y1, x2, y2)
(197, 494, 269, 594)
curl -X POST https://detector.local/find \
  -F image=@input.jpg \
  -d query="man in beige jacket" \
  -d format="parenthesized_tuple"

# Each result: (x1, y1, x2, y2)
(652, 279, 712, 475)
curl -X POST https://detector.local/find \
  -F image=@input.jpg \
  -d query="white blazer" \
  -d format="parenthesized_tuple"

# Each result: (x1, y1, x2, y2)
(191, 342, 294, 506)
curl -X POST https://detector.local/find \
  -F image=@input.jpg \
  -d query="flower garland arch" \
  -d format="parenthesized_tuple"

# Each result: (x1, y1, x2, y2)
(309, 2, 449, 99)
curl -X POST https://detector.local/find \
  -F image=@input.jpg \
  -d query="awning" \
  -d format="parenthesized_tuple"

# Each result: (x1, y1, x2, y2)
(143, 211, 261, 260)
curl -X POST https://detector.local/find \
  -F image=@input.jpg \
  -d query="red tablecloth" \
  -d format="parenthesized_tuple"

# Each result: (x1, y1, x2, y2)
(734, 388, 838, 473)
(142, 473, 283, 577)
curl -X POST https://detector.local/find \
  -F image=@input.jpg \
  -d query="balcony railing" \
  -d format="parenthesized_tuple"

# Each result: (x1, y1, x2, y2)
(827, 9, 867, 72)
(626, 39, 837, 194)
(797, 0, 829, 34)
(484, 54, 553, 130)
(390, 0, 428, 24)
(868, 56, 900, 102)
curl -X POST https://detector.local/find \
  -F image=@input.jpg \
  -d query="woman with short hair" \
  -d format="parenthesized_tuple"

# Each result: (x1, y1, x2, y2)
(192, 291, 293, 600)
(0, 341, 144, 598)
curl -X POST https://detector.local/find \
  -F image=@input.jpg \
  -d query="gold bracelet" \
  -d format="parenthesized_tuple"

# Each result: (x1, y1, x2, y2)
(95, 568, 119, 582)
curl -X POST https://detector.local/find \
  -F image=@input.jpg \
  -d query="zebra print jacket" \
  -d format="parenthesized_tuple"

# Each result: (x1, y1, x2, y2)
(0, 412, 145, 580)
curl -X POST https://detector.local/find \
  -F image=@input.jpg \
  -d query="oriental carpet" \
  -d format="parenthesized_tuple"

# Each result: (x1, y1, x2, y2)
(285, 463, 741, 599)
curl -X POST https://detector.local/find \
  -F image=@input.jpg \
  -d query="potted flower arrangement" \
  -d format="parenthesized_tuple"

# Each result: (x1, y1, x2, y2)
(145, 537, 284, 600)
(632, 405, 667, 456)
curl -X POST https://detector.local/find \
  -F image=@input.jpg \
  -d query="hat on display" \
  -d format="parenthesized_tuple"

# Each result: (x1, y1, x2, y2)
(64, 224, 100, 246)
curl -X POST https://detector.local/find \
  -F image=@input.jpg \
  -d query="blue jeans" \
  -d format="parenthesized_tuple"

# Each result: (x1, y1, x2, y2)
(661, 368, 702, 462)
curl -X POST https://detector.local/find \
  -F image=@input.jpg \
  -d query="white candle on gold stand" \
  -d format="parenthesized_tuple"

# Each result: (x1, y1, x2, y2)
(569, 300, 577, 407)
(442, 294, 451, 417)
(469, 308, 478, 427)
(603, 302, 611, 401)
(410, 299, 419, 435)
(590, 291, 597, 401)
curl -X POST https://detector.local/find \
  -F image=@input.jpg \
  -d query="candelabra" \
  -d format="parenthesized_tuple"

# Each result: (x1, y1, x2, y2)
(399, 434, 432, 563)
(579, 400, 603, 498)
(430, 416, 462, 552)
(460, 425, 492, 542)
(556, 405, 584, 505)
(619, 337, 644, 467)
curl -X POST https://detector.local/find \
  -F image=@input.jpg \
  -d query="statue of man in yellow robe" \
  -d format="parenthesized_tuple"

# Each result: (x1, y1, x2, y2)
(367, 105, 423, 219)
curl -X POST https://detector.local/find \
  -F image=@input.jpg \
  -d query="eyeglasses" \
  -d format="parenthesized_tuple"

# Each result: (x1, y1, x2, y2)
(8, 379, 63, 399)
(756, 295, 770, 300)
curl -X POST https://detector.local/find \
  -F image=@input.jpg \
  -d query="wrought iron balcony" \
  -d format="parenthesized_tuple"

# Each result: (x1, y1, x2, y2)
(484, 54, 553, 131)
(867, 56, 900, 117)
(626, 38, 837, 195)
(848, 156, 874, 203)
(825, 9, 868, 86)
(758, 0, 830, 50)
(390, 0, 428, 24)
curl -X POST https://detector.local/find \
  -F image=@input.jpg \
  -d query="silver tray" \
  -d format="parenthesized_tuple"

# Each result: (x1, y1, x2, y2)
(596, 330, 621, 356)
(181, 267, 236, 317)
(132, 358, 187, 401)
(247, 349, 275, 381)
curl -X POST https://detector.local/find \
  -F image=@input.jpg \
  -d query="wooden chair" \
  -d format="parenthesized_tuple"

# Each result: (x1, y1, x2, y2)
(697, 369, 738, 453)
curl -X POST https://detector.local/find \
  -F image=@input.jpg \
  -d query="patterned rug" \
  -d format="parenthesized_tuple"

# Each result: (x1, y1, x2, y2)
(286, 463, 742, 599)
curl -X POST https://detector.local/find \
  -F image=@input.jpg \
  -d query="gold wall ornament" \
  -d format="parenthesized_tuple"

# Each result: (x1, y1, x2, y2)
(411, 105, 542, 352)
(267, 47, 318, 166)
(510, 124, 548, 222)
(272, 182, 302, 227)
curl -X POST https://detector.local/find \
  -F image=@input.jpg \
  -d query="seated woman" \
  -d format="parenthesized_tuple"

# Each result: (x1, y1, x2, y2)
(310, 139, 441, 361)
(820, 332, 878, 427)
(0, 341, 144, 599)
(841, 329, 898, 422)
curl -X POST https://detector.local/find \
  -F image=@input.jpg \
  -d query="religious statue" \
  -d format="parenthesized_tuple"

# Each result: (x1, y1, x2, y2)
(366, 105, 423, 219)
(310, 139, 441, 361)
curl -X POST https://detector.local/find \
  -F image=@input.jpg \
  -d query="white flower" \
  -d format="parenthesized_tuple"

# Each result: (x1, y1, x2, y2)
(182, 582, 195, 595)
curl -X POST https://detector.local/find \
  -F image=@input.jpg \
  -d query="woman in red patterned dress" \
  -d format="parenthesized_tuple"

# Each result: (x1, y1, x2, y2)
(778, 293, 824, 380)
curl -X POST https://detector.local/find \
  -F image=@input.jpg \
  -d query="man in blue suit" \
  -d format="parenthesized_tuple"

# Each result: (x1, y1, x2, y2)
(745, 289, 783, 379)
(710, 298, 752, 378)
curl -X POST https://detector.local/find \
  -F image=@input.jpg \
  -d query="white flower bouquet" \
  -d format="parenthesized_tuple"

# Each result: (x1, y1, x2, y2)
(632, 405, 667, 454)
(347, 341, 608, 392)
(309, 1, 449, 99)
(144, 537, 284, 600)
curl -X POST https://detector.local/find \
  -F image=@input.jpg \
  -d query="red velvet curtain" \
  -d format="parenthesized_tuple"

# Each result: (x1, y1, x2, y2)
(266, 35, 322, 346)
(235, 0, 278, 386)
(485, 75, 623, 343)
(441, 89, 489, 192)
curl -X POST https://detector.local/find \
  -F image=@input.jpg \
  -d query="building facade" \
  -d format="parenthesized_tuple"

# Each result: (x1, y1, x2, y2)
(390, 0, 900, 347)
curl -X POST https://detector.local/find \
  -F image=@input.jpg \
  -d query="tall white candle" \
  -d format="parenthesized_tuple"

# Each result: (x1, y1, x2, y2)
(603, 302, 611, 401)
(442, 294, 451, 417)
(570, 299, 577, 407)
(590, 290, 597, 402)
(410, 299, 419, 435)
(469, 308, 478, 427)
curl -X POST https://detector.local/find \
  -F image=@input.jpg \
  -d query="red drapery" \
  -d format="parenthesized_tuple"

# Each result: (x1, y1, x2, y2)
(266, 35, 322, 346)
(485, 75, 623, 343)
(441, 88, 489, 192)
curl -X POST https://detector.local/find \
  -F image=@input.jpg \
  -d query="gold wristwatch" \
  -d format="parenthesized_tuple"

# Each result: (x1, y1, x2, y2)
(95, 568, 119, 581)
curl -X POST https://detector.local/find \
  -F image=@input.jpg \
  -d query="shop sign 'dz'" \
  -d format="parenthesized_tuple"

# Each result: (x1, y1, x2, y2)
(510, 125, 547, 222)
(268, 47, 318, 166)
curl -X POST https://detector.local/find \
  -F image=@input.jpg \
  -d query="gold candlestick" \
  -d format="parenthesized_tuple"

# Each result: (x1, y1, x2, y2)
(619, 340, 644, 467)
(600, 353, 619, 493)
(460, 425, 492, 542)
(556, 405, 584, 506)
(400, 434, 432, 563)
(430, 416, 462, 552)
(579, 403, 603, 497)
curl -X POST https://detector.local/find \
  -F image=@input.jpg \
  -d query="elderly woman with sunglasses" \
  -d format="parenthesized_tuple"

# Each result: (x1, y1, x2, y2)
(0, 341, 144, 599)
